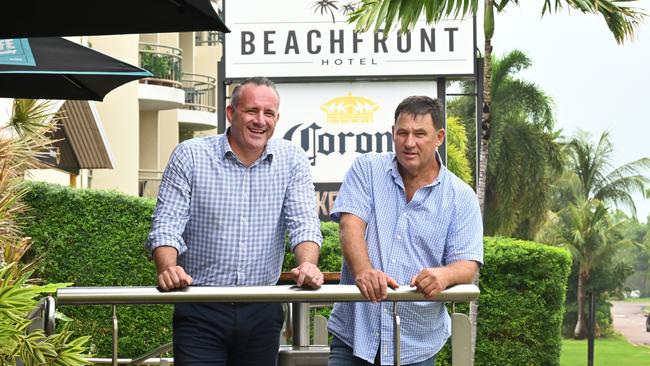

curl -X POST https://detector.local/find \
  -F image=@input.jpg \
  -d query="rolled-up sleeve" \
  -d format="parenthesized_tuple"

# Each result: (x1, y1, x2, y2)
(283, 148, 323, 250)
(443, 185, 484, 267)
(330, 155, 372, 224)
(146, 143, 193, 256)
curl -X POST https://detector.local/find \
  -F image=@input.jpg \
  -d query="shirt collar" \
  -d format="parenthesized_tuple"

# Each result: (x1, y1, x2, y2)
(218, 128, 275, 164)
(388, 151, 447, 187)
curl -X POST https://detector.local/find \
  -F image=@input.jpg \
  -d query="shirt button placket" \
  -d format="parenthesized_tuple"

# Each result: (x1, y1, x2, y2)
(237, 168, 250, 285)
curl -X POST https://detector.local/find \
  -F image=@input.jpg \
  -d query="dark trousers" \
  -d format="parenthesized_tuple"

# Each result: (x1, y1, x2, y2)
(173, 302, 284, 366)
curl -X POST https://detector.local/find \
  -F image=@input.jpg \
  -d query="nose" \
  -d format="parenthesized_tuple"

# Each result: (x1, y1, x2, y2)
(252, 110, 265, 124)
(404, 133, 416, 147)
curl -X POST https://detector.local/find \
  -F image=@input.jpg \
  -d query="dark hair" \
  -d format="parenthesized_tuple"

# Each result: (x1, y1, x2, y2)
(393, 96, 444, 130)
(230, 76, 280, 108)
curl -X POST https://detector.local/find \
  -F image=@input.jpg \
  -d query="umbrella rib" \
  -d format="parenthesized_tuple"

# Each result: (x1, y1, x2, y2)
(62, 74, 103, 101)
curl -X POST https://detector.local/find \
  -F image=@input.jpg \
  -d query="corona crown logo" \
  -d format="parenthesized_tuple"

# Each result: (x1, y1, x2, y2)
(320, 92, 380, 123)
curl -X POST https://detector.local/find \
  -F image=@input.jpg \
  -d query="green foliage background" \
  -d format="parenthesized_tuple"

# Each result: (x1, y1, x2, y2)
(21, 182, 571, 365)
(472, 237, 572, 366)
(21, 182, 169, 357)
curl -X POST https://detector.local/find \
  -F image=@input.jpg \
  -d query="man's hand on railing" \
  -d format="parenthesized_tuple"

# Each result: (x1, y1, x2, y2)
(410, 261, 480, 299)
(354, 269, 399, 303)
(157, 265, 193, 291)
(409, 267, 449, 299)
(289, 262, 324, 289)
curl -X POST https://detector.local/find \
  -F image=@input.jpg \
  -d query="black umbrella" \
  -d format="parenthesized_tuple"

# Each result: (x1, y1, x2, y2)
(0, 37, 152, 101)
(0, 0, 229, 39)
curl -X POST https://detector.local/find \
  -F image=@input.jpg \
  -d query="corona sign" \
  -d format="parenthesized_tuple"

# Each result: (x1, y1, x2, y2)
(274, 81, 438, 218)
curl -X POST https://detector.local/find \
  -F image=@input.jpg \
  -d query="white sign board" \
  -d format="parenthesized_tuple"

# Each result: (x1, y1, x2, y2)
(224, 0, 475, 79)
(273, 81, 437, 183)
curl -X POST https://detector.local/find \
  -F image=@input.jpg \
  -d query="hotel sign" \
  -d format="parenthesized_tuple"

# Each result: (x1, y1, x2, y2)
(224, 0, 475, 79)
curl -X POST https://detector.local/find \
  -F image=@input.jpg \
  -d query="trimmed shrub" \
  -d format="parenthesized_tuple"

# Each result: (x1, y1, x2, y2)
(21, 182, 571, 365)
(21, 182, 170, 358)
(473, 237, 571, 366)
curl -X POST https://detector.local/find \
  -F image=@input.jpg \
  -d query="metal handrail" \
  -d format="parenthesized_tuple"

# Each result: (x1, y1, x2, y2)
(138, 43, 183, 89)
(56, 284, 479, 305)
(53, 285, 479, 366)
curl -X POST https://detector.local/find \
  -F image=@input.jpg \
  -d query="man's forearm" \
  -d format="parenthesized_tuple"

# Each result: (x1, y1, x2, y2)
(339, 213, 373, 276)
(293, 241, 320, 265)
(153, 246, 178, 273)
(440, 260, 479, 287)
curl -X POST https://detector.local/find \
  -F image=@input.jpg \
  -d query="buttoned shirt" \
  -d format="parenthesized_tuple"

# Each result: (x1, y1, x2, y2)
(328, 152, 483, 365)
(146, 134, 322, 286)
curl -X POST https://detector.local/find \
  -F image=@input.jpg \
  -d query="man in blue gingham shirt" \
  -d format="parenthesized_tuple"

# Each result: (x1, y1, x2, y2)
(146, 77, 323, 365)
(328, 96, 483, 366)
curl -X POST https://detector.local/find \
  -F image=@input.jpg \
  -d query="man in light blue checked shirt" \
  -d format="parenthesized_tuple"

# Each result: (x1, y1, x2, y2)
(146, 76, 323, 365)
(328, 96, 483, 366)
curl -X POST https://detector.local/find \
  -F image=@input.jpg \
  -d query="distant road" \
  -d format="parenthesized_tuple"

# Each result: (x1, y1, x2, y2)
(611, 301, 650, 346)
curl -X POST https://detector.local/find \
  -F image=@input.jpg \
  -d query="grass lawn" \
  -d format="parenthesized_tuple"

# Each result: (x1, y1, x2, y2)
(561, 335, 650, 366)
(625, 297, 650, 303)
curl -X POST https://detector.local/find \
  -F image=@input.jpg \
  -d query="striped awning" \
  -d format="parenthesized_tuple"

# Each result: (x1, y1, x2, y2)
(50, 100, 114, 174)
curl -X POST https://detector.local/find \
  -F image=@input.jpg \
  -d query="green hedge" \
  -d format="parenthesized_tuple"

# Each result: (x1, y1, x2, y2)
(21, 182, 571, 365)
(21, 182, 169, 357)
(472, 237, 571, 366)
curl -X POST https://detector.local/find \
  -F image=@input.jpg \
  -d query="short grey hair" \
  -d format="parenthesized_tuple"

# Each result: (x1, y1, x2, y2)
(230, 76, 280, 108)
(394, 96, 444, 130)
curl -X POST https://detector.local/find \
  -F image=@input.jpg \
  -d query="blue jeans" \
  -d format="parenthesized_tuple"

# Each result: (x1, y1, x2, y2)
(328, 336, 436, 366)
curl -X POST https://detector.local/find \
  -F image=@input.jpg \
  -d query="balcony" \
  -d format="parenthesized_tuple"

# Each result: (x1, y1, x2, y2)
(178, 73, 218, 131)
(195, 31, 223, 47)
(138, 43, 185, 111)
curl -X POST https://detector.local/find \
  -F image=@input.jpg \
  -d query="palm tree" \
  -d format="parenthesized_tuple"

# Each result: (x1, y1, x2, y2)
(565, 131, 650, 216)
(450, 50, 562, 239)
(540, 131, 649, 338)
(538, 198, 622, 338)
(446, 115, 473, 185)
(313, 0, 340, 23)
(340, 2, 356, 15)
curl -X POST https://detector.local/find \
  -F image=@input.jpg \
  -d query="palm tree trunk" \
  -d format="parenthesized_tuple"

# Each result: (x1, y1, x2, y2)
(470, 1, 495, 362)
(642, 269, 648, 296)
(574, 274, 588, 339)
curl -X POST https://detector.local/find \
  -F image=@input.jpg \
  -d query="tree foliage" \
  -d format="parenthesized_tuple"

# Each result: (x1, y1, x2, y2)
(0, 100, 92, 365)
(538, 131, 649, 338)
(449, 50, 562, 239)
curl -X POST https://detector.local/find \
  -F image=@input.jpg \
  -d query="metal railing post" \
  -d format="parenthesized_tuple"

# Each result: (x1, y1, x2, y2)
(112, 305, 118, 366)
(393, 302, 401, 366)
(291, 303, 310, 347)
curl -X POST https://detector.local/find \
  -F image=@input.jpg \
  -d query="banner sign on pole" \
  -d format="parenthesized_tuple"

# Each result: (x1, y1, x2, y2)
(224, 0, 474, 79)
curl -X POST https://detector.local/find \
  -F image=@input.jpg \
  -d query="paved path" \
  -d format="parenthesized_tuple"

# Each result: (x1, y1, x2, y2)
(611, 301, 650, 346)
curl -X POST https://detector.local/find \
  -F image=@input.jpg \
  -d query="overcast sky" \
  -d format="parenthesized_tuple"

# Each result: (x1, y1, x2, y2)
(491, 0, 650, 222)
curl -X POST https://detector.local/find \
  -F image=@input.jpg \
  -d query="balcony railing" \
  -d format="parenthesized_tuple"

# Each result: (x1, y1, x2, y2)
(36, 284, 479, 366)
(138, 43, 183, 89)
(195, 31, 223, 46)
(182, 73, 217, 113)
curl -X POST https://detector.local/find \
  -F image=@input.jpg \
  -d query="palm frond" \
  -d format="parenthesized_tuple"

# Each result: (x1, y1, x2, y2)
(349, 0, 478, 33)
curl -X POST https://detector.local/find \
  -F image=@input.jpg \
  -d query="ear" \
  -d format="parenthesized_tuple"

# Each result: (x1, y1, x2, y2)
(436, 128, 446, 146)
(226, 104, 234, 123)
